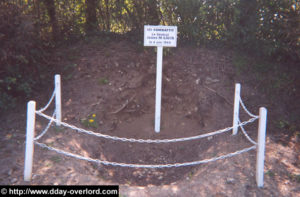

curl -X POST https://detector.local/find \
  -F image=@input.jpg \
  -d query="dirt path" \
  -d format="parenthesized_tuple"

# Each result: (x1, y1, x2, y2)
(0, 40, 299, 196)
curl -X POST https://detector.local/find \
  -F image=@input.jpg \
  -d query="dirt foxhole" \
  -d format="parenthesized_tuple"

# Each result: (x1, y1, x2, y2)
(0, 40, 299, 197)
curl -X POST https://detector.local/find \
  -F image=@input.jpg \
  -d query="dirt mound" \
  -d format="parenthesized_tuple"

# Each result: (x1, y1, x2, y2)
(1, 40, 299, 197)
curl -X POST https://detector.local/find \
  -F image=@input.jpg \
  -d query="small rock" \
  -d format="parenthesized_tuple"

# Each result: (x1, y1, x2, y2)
(226, 177, 235, 184)
(195, 78, 200, 85)
(11, 178, 17, 184)
(207, 136, 213, 141)
(158, 176, 163, 180)
(205, 77, 219, 84)
(8, 169, 13, 176)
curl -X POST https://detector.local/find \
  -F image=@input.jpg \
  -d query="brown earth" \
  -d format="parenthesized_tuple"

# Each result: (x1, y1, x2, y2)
(0, 39, 299, 196)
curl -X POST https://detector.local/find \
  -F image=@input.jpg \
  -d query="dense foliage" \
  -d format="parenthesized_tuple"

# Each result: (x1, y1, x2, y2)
(0, 0, 299, 110)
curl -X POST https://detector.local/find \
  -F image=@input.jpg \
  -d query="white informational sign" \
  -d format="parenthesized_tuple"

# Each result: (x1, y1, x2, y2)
(144, 25, 178, 133)
(144, 25, 177, 47)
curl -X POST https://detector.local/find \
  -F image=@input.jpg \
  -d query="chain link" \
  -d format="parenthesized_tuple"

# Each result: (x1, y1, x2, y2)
(36, 111, 258, 143)
(36, 90, 55, 113)
(35, 141, 256, 168)
(34, 109, 56, 141)
(238, 117, 257, 145)
(32, 80, 261, 169)
(239, 96, 258, 118)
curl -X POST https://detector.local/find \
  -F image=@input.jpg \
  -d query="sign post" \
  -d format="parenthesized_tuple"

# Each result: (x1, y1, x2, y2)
(144, 25, 177, 133)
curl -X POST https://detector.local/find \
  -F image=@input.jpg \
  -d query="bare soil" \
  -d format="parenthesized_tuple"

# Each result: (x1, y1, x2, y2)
(0, 39, 299, 196)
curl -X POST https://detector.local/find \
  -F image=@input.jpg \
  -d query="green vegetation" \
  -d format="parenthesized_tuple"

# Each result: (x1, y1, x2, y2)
(288, 173, 300, 183)
(265, 170, 275, 177)
(98, 78, 109, 85)
(50, 156, 62, 163)
(54, 126, 64, 133)
(0, 0, 299, 111)
(81, 113, 99, 128)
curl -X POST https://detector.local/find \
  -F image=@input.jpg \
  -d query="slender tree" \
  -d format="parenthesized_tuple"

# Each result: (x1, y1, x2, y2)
(146, 0, 160, 25)
(86, 0, 98, 32)
(43, 0, 59, 41)
(104, 0, 110, 31)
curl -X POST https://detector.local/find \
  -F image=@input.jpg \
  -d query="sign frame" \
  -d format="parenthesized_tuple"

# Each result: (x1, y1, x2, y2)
(144, 25, 177, 47)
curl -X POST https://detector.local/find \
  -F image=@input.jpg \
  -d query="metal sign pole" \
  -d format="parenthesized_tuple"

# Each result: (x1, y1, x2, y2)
(155, 46, 163, 132)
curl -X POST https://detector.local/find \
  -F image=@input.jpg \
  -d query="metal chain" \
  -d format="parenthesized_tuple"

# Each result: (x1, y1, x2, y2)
(238, 117, 257, 145)
(35, 141, 256, 168)
(36, 90, 56, 113)
(34, 109, 56, 141)
(239, 96, 258, 118)
(36, 111, 258, 143)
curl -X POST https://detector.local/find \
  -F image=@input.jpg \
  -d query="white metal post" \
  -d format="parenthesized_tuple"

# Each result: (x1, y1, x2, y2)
(24, 101, 36, 181)
(155, 46, 163, 133)
(55, 74, 61, 126)
(256, 107, 267, 187)
(232, 83, 241, 135)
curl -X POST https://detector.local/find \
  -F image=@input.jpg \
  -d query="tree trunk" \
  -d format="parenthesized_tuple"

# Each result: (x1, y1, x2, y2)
(44, 0, 59, 41)
(147, 0, 160, 25)
(86, 0, 97, 33)
(104, 0, 110, 31)
(237, 0, 258, 44)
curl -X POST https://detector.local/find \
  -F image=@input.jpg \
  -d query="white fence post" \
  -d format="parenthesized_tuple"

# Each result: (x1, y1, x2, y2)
(24, 101, 36, 181)
(232, 83, 241, 135)
(55, 74, 61, 126)
(256, 107, 267, 187)
(155, 46, 163, 133)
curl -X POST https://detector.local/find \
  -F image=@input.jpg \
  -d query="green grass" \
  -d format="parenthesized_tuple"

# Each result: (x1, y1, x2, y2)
(65, 73, 73, 80)
(80, 113, 98, 128)
(288, 173, 300, 183)
(265, 170, 275, 177)
(276, 120, 289, 129)
(64, 63, 78, 71)
(50, 156, 61, 163)
(188, 171, 194, 179)
(98, 78, 109, 85)
(275, 119, 297, 133)
(54, 126, 64, 133)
